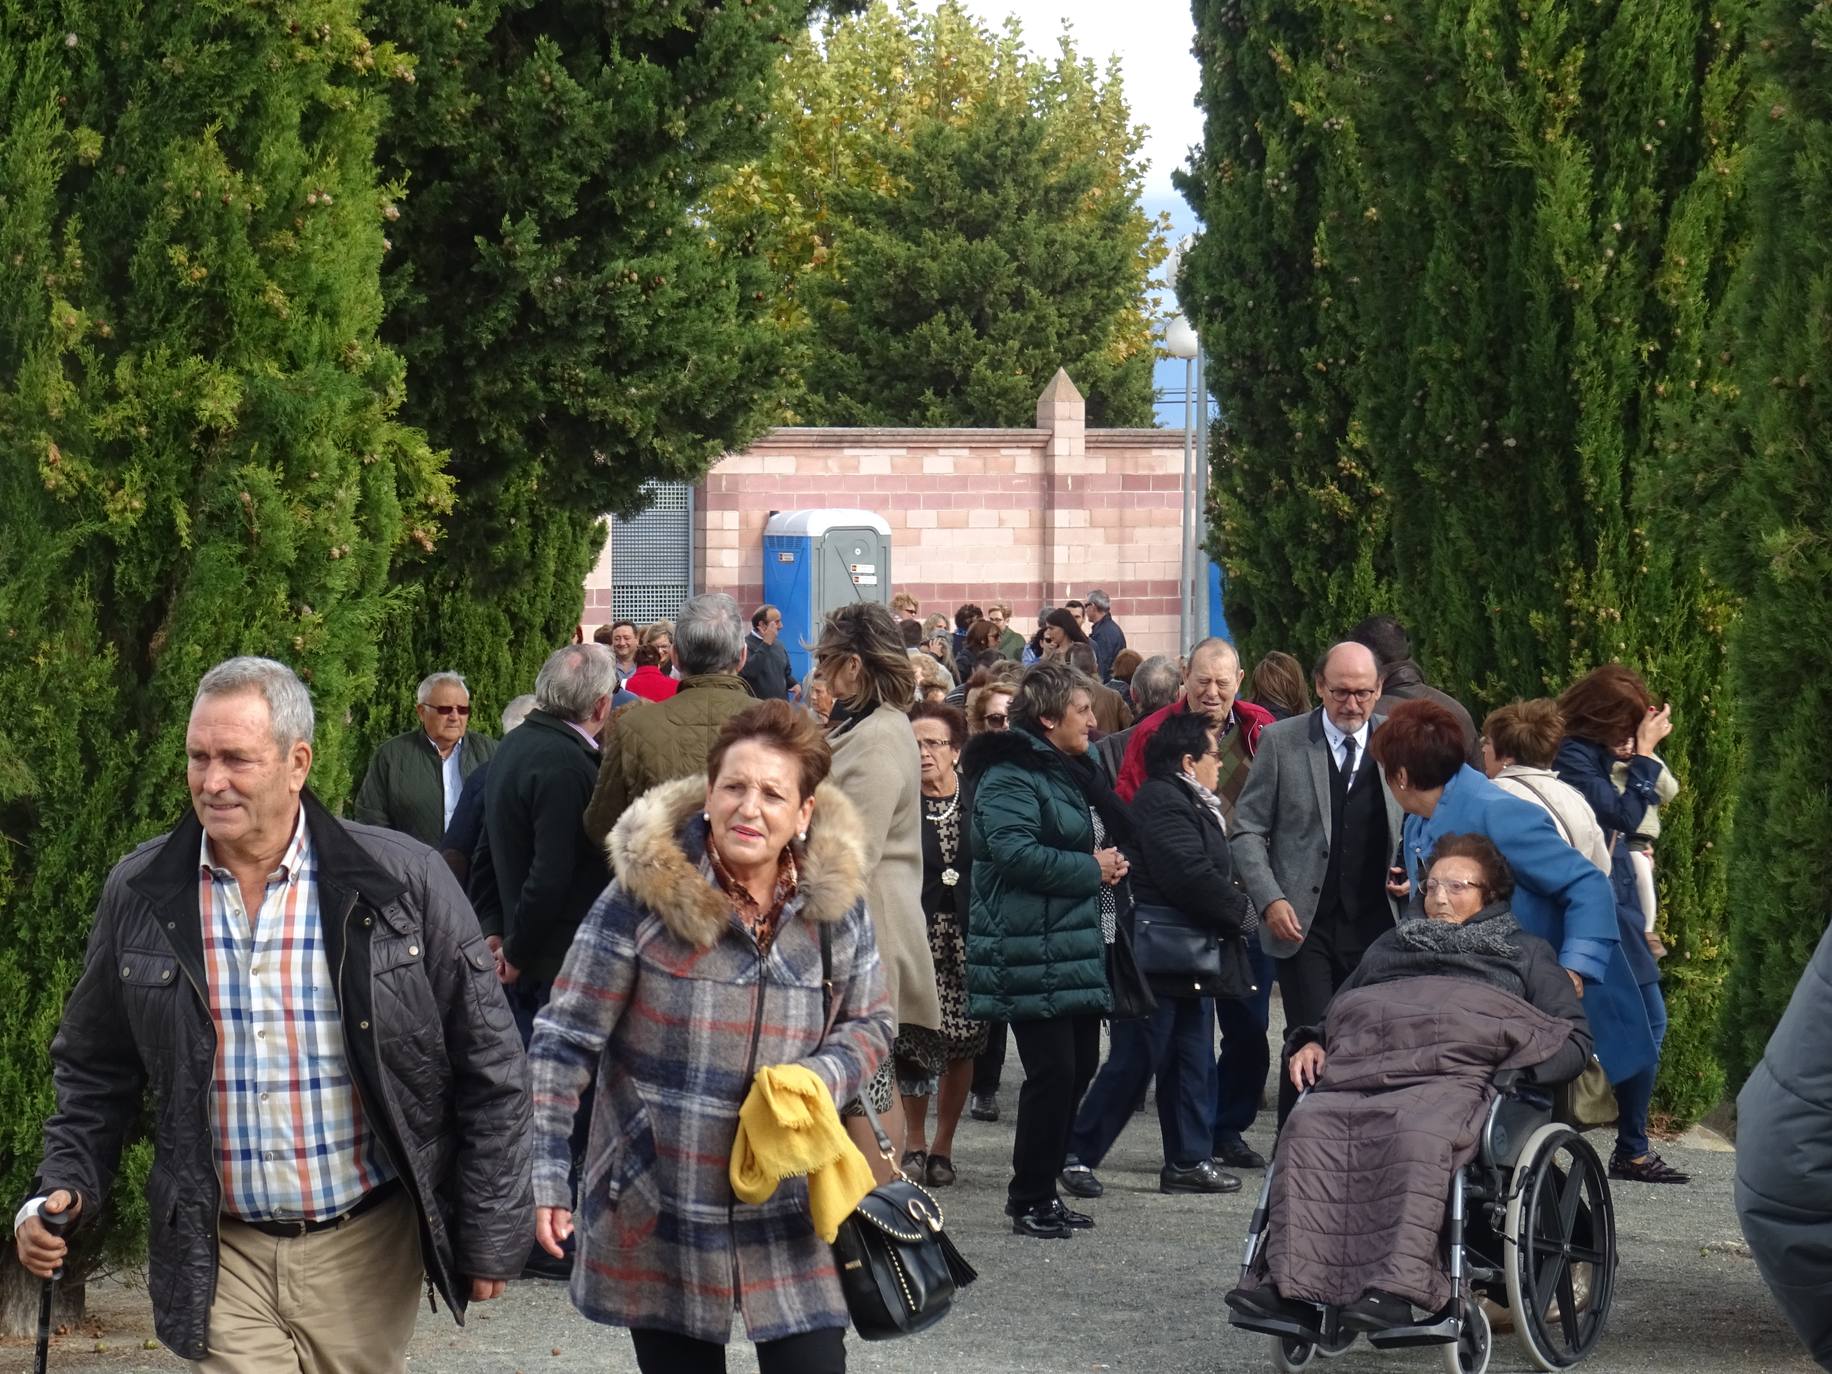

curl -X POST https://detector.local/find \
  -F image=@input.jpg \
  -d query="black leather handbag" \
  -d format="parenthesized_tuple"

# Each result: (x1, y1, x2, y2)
(1131, 903, 1225, 980)
(820, 929, 978, 1340)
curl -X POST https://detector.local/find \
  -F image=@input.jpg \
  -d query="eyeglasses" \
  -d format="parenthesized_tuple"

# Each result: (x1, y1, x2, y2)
(984, 714, 1009, 729)
(427, 704, 471, 717)
(1423, 877, 1485, 898)
(915, 738, 954, 754)
(1324, 687, 1377, 704)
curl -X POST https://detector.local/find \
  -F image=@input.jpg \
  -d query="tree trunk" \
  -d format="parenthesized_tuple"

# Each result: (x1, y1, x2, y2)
(0, 1255, 86, 1339)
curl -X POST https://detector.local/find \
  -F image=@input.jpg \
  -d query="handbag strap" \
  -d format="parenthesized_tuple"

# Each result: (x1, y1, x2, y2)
(819, 924, 897, 1164)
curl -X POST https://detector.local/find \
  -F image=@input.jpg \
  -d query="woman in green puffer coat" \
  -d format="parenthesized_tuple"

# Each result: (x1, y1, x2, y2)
(963, 660, 1129, 1241)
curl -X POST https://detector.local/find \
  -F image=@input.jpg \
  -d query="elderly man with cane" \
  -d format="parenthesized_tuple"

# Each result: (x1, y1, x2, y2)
(14, 656, 532, 1372)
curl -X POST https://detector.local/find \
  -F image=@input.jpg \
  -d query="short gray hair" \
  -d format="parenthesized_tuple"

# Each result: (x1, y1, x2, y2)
(534, 644, 617, 723)
(1085, 588, 1112, 614)
(416, 671, 467, 706)
(674, 593, 746, 676)
(501, 693, 538, 733)
(194, 656, 316, 749)
(1066, 642, 1099, 677)
(1012, 660, 1096, 730)
(1131, 655, 1182, 715)
(1187, 637, 1240, 675)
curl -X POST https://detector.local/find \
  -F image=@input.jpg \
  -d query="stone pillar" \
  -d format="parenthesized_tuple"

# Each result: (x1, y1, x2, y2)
(1037, 369, 1086, 605)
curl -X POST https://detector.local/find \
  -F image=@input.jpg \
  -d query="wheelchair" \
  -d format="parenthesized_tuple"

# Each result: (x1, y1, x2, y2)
(1228, 1074, 1617, 1373)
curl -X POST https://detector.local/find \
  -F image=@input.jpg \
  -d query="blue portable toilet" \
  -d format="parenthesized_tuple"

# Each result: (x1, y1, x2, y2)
(763, 510, 893, 686)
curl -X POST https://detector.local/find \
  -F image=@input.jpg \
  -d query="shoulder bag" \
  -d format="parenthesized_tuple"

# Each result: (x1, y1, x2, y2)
(820, 928, 978, 1339)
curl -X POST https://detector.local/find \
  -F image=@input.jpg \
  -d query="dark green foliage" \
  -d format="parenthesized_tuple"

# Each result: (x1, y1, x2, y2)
(360, 0, 809, 743)
(1181, 0, 1752, 1120)
(798, 90, 1155, 428)
(1674, 0, 1832, 1085)
(0, 0, 439, 1281)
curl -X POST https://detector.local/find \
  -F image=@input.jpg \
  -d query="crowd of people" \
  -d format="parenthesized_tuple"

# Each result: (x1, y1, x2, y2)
(13, 588, 1727, 1373)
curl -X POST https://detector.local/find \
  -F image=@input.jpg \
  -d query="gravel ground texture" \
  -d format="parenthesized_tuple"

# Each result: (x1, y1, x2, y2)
(5, 1012, 1811, 1374)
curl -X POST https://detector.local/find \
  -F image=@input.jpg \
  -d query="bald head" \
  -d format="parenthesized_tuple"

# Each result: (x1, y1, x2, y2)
(1183, 638, 1244, 724)
(1315, 641, 1382, 732)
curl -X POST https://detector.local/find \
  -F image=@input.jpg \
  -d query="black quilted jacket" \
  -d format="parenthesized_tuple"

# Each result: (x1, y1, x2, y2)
(31, 791, 533, 1361)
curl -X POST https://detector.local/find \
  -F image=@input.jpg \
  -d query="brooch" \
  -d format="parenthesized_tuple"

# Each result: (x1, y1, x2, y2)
(941, 868, 960, 887)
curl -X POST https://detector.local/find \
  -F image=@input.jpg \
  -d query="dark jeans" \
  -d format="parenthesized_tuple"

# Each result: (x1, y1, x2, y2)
(1612, 979, 1669, 1158)
(973, 1020, 1009, 1095)
(1009, 1014, 1101, 1208)
(1274, 929, 1369, 1127)
(512, 977, 592, 1206)
(1214, 943, 1275, 1144)
(631, 1326, 845, 1374)
(1069, 995, 1216, 1169)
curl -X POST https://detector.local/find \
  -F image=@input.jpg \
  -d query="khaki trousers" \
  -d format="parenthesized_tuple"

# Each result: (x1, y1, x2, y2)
(196, 1187, 423, 1374)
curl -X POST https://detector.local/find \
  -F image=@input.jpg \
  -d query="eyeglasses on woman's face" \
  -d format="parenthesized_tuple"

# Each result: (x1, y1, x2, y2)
(984, 713, 1009, 729)
(1422, 877, 1484, 898)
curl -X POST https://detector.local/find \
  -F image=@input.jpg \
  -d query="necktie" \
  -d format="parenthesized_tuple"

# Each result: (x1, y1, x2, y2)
(1340, 733, 1358, 782)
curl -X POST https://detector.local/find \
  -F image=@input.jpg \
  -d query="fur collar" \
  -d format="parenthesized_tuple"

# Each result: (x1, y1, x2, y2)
(605, 774, 868, 949)
(961, 724, 1063, 782)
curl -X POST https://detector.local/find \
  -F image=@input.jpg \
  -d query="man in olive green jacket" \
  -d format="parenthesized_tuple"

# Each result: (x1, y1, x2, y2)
(353, 671, 497, 848)
(583, 593, 756, 848)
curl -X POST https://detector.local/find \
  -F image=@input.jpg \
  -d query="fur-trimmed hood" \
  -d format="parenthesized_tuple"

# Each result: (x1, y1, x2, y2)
(605, 774, 869, 949)
(961, 723, 1064, 783)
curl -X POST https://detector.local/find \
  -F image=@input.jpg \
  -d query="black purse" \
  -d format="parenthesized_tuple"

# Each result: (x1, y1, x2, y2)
(820, 929, 978, 1340)
(1131, 903, 1225, 980)
(1106, 909, 1158, 1020)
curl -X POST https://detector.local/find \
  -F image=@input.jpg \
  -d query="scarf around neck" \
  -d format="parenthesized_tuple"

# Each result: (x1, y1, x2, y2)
(1367, 902, 1527, 996)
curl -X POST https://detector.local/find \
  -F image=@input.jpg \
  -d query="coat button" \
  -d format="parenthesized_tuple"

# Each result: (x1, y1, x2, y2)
(160, 970, 171, 982)
(359, 1020, 370, 1030)
(407, 945, 418, 957)
(121, 965, 131, 977)
(363, 916, 373, 927)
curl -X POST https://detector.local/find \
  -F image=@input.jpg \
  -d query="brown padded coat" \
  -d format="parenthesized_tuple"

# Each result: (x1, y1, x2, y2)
(584, 673, 755, 847)
(1261, 977, 1576, 1311)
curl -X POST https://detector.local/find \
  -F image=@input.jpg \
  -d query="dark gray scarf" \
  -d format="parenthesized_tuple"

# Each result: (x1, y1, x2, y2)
(1360, 903, 1528, 997)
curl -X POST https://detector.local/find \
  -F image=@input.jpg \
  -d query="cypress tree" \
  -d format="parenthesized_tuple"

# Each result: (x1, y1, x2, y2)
(1679, 0, 1832, 1084)
(1181, 0, 1750, 1120)
(0, 0, 438, 1321)
(358, 0, 816, 750)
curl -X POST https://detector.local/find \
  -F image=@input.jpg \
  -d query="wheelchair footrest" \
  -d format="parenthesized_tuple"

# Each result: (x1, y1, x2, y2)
(1364, 1314, 1460, 1349)
(1227, 1311, 1323, 1343)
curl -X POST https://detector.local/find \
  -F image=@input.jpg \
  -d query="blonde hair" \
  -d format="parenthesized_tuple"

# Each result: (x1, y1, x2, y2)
(815, 603, 916, 712)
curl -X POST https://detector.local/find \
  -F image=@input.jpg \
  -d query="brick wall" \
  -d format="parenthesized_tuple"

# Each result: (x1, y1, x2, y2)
(584, 370, 1193, 656)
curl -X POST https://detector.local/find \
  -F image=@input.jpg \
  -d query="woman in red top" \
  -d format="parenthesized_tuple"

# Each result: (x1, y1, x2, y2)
(625, 644, 679, 702)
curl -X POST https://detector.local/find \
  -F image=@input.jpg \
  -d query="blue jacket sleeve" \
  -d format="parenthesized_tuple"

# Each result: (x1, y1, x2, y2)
(1487, 793, 1619, 982)
(1555, 739, 1661, 838)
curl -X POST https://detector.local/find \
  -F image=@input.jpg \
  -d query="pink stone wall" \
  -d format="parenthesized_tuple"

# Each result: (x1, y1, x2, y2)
(584, 372, 1192, 656)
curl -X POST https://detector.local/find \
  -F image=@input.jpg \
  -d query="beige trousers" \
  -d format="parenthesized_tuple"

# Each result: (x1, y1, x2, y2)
(195, 1187, 423, 1374)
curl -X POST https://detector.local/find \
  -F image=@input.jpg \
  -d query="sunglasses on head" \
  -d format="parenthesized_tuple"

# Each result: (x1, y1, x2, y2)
(428, 704, 471, 717)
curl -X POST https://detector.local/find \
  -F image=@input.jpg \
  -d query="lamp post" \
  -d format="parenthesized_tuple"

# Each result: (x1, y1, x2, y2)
(1164, 311, 1200, 655)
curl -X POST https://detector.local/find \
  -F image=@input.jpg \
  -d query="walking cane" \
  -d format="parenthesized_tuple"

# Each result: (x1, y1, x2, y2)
(34, 1206, 72, 1374)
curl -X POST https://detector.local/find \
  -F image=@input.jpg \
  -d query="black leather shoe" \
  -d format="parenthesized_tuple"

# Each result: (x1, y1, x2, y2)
(1011, 1203, 1071, 1239)
(969, 1092, 1000, 1122)
(1214, 1134, 1268, 1170)
(1226, 1286, 1310, 1325)
(1341, 1289, 1414, 1332)
(1160, 1160, 1243, 1194)
(1059, 1159, 1104, 1198)
(1048, 1198, 1095, 1229)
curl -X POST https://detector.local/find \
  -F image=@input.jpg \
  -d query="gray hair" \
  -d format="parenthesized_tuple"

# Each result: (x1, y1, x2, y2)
(534, 643, 617, 723)
(1066, 642, 1099, 677)
(415, 671, 467, 706)
(674, 592, 746, 676)
(1131, 655, 1182, 716)
(1187, 636, 1241, 675)
(1012, 660, 1096, 731)
(1085, 588, 1112, 614)
(501, 693, 538, 733)
(194, 656, 316, 749)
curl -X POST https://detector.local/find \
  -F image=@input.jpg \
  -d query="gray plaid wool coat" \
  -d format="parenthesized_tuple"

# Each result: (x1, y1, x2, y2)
(529, 774, 893, 1343)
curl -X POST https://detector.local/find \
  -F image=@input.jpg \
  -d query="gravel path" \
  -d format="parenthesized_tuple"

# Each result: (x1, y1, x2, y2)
(8, 1018, 1810, 1374)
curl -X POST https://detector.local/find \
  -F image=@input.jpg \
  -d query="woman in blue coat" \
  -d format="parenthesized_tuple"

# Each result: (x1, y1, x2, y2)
(1366, 700, 1657, 1090)
(1555, 665, 1689, 1185)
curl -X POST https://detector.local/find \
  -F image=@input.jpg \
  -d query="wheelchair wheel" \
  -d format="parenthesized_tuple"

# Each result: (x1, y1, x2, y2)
(1504, 1126, 1616, 1370)
(1270, 1335, 1316, 1371)
(1440, 1297, 1492, 1374)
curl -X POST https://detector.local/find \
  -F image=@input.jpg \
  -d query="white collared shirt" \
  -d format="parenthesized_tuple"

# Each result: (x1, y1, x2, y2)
(1320, 712, 1370, 786)
(439, 735, 464, 831)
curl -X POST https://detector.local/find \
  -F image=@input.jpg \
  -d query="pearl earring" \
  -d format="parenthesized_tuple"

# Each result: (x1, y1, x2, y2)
(797, 830, 808, 843)
(702, 811, 710, 822)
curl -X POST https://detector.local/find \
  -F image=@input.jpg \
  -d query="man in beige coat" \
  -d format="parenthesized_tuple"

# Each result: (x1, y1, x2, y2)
(584, 594, 756, 848)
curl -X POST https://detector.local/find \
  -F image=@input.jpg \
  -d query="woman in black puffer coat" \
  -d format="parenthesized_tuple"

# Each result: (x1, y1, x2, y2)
(1065, 711, 1256, 1198)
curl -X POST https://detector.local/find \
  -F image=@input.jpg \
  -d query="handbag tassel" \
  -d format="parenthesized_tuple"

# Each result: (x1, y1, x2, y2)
(938, 1229, 978, 1288)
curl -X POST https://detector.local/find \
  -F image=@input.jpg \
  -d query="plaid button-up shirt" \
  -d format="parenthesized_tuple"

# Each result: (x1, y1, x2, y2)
(200, 809, 393, 1220)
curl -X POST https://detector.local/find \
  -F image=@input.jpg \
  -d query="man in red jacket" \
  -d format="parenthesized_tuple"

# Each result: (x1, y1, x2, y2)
(1113, 637, 1276, 1171)
(1117, 638, 1273, 812)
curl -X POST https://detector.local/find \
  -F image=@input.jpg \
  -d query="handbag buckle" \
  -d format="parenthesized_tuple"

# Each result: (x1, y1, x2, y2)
(906, 1196, 943, 1232)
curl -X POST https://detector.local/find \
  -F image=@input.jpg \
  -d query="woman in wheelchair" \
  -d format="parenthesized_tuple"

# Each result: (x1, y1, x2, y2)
(1226, 833, 1592, 1337)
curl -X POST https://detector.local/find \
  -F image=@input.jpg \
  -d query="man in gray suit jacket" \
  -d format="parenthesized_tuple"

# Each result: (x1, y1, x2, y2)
(1229, 642, 1407, 1126)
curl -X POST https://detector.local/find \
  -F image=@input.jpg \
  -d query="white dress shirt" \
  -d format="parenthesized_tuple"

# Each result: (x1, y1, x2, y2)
(1319, 713, 1370, 788)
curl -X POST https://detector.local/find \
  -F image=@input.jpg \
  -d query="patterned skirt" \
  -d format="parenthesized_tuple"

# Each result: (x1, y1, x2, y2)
(893, 905, 988, 1097)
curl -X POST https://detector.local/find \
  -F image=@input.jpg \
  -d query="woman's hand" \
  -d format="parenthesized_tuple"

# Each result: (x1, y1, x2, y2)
(1289, 1043, 1327, 1091)
(535, 1206, 574, 1260)
(1566, 969, 1585, 1000)
(469, 1278, 507, 1301)
(1635, 704, 1673, 756)
(1095, 847, 1129, 885)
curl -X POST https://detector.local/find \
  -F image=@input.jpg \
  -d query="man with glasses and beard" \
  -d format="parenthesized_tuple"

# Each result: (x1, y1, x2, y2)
(1229, 642, 1408, 1127)
(354, 671, 497, 848)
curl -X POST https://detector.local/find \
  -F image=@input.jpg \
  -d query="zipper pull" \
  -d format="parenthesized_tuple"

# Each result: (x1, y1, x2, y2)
(426, 1280, 438, 1313)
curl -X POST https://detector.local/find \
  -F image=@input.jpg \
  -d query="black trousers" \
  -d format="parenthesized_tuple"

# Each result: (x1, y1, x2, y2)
(973, 1020, 1009, 1094)
(631, 1326, 845, 1374)
(1273, 926, 1371, 1128)
(1009, 1013, 1102, 1208)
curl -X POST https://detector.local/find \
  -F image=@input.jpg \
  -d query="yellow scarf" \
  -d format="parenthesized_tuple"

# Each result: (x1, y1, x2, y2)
(729, 1064, 876, 1243)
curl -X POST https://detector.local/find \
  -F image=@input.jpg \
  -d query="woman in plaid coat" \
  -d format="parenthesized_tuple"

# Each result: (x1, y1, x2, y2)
(529, 701, 893, 1374)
